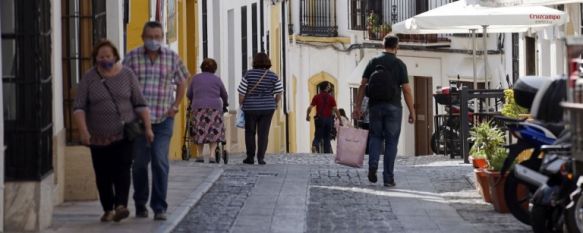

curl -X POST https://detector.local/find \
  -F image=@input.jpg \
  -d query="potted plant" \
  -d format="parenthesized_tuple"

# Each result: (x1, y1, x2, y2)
(501, 89, 529, 119)
(379, 23, 392, 38)
(487, 148, 511, 213)
(367, 11, 378, 39)
(469, 121, 505, 204)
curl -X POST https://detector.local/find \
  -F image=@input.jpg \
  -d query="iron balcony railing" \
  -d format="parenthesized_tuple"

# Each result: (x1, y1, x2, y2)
(300, 0, 338, 37)
(349, 0, 455, 41)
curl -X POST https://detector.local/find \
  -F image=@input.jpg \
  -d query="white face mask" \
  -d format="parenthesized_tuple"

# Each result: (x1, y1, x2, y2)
(144, 39, 161, 51)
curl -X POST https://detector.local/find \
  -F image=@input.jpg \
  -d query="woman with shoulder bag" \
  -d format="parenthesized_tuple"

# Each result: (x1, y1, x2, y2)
(73, 40, 154, 222)
(237, 53, 284, 165)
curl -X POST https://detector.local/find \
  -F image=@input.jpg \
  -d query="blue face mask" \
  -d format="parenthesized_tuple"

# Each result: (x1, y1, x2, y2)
(144, 39, 161, 51)
(98, 60, 115, 70)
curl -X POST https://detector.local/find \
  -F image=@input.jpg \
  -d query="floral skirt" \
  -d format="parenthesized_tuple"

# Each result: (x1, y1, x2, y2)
(190, 108, 225, 144)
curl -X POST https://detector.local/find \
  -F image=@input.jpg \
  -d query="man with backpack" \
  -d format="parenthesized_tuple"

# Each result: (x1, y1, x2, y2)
(307, 81, 342, 153)
(353, 35, 415, 187)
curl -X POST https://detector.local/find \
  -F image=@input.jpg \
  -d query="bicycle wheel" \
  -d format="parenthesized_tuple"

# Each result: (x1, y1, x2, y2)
(430, 133, 444, 155)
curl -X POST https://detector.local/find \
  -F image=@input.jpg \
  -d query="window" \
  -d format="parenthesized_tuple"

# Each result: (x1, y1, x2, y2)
(62, 0, 107, 144)
(512, 33, 519, 83)
(252, 3, 258, 56)
(300, 0, 338, 37)
(260, 0, 265, 52)
(1, 0, 53, 181)
(202, 0, 208, 58)
(241, 6, 248, 76)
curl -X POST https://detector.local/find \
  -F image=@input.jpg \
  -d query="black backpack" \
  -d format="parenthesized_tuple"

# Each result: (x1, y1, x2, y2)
(366, 59, 399, 102)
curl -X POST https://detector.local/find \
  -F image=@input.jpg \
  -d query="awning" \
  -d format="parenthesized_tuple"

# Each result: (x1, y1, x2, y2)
(348, 53, 376, 85)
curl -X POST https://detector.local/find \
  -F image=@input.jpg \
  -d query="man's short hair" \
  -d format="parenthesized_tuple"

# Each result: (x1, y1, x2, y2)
(319, 81, 330, 92)
(142, 21, 163, 35)
(383, 35, 399, 49)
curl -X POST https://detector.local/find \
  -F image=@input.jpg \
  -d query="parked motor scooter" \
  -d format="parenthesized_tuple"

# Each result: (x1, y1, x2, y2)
(513, 140, 573, 233)
(496, 76, 567, 225)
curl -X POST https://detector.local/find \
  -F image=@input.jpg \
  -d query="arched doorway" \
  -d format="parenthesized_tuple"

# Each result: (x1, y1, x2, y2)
(307, 72, 338, 152)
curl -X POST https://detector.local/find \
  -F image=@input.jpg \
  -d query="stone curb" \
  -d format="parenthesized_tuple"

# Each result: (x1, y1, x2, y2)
(154, 168, 224, 233)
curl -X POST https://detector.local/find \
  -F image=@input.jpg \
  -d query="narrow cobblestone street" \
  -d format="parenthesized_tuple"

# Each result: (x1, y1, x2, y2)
(173, 154, 531, 233)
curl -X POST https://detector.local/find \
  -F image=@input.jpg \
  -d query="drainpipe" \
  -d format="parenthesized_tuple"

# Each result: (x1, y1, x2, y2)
(0, 3, 5, 230)
(282, 0, 290, 153)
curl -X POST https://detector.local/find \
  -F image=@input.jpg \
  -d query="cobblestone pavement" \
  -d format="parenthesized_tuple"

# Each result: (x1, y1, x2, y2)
(173, 154, 531, 233)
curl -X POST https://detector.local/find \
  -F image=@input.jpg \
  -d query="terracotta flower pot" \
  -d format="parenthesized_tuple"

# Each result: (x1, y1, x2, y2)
(470, 156, 488, 169)
(474, 168, 492, 203)
(486, 170, 509, 213)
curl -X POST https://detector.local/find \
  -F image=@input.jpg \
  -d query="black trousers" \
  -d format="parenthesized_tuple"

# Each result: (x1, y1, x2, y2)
(90, 139, 133, 212)
(244, 110, 275, 161)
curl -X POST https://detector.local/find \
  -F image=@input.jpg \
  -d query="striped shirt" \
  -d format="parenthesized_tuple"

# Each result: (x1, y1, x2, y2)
(237, 69, 284, 111)
(123, 46, 189, 123)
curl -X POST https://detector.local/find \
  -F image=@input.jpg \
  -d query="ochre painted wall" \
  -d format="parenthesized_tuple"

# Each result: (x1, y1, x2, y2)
(268, 3, 286, 154)
(168, 0, 198, 160)
(126, 0, 149, 52)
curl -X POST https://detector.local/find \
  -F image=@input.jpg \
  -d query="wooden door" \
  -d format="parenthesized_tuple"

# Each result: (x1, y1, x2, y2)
(414, 76, 433, 156)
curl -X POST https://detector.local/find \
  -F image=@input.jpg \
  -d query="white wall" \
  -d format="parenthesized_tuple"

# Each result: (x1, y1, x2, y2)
(52, 0, 64, 135)
(0, 2, 4, 231)
(204, 0, 262, 110)
(106, 0, 125, 56)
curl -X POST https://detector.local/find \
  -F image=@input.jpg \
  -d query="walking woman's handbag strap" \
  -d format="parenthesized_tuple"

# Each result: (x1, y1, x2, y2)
(246, 69, 269, 97)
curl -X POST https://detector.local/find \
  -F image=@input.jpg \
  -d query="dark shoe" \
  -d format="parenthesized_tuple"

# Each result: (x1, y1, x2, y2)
(384, 178, 396, 187)
(135, 205, 148, 218)
(368, 168, 378, 183)
(100, 211, 115, 222)
(195, 158, 204, 163)
(258, 160, 266, 165)
(113, 206, 130, 222)
(215, 153, 221, 164)
(243, 158, 254, 164)
(154, 212, 167, 221)
(223, 151, 228, 164)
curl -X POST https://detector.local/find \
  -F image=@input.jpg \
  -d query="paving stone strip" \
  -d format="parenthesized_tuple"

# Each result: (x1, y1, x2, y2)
(172, 168, 259, 233)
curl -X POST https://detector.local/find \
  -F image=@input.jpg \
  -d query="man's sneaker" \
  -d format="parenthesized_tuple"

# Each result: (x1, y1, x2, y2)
(368, 168, 377, 183)
(384, 179, 396, 187)
(135, 205, 148, 218)
(154, 212, 167, 221)
(113, 206, 130, 222)
(100, 211, 115, 222)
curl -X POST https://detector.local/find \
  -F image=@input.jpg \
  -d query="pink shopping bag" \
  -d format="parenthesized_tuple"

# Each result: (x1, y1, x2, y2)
(335, 127, 368, 168)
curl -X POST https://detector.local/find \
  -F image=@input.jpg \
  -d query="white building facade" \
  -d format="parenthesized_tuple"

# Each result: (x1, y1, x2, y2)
(287, 0, 519, 155)
(198, 0, 289, 154)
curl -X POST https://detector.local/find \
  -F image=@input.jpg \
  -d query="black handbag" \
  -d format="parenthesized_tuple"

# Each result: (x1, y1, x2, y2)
(97, 70, 144, 141)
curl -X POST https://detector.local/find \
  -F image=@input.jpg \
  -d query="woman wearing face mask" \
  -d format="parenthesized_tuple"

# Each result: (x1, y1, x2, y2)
(73, 39, 154, 222)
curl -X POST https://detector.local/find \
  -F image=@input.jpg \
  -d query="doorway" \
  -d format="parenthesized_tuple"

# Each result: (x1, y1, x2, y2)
(414, 76, 433, 156)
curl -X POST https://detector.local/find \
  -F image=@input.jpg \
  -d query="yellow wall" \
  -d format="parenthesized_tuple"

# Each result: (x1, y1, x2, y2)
(126, 0, 149, 52)
(268, 3, 286, 154)
(169, 0, 197, 160)
(307, 72, 338, 147)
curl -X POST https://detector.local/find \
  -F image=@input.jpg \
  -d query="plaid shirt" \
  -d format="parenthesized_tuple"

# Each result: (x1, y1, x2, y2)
(123, 46, 189, 123)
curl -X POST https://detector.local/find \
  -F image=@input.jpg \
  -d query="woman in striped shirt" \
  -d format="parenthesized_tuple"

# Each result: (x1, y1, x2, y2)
(237, 53, 284, 165)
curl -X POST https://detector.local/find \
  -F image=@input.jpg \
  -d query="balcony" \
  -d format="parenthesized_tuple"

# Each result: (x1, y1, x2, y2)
(349, 0, 455, 42)
(300, 0, 338, 37)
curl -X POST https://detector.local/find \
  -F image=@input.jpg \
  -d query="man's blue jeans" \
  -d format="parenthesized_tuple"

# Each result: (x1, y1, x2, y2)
(313, 116, 334, 153)
(133, 117, 173, 213)
(368, 103, 402, 183)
